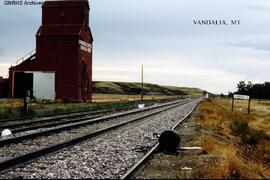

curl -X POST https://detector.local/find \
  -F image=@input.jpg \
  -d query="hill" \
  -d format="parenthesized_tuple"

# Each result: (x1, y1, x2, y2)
(92, 81, 205, 97)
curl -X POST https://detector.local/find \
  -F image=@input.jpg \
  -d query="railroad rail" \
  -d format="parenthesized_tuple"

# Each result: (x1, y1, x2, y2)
(0, 99, 192, 173)
(0, 104, 133, 124)
(0, 109, 122, 134)
(120, 99, 201, 179)
(0, 99, 180, 134)
(0, 98, 176, 124)
(1, 100, 174, 133)
(0, 99, 189, 147)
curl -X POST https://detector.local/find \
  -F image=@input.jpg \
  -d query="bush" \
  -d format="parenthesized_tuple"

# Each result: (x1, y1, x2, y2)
(0, 107, 20, 119)
(241, 130, 263, 156)
(230, 118, 248, 136)
(230, 118, 263, 156)
(19, 106, 37, 117)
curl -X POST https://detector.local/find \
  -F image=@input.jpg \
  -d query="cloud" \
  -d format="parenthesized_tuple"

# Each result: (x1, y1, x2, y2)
(1, 0, 270, 94)
(224, 39, 270, 51)
(0, 63, 10, 78)
(0, 48, 4, 56)
(93, 61, 244, 94)
(245, 5, 270, 12)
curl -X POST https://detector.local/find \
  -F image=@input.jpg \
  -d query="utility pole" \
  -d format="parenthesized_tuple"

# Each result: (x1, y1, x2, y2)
(141, 64, 144, 101)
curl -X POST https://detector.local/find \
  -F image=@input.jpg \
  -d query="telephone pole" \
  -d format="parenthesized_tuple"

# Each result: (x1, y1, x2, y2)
(141, 64, 144, 101)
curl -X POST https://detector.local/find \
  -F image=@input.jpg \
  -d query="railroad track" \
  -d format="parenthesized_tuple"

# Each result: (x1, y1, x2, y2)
(0, 99, 187, 148)
(0, 98, 176, 125)
(0, 99, 193, 175)
(0, 109, 122, 134)
(0, 106, 135, 131)
(121, 99, 202, 179)
(0, 107, 116, 124)
(0, 99, 177, 134)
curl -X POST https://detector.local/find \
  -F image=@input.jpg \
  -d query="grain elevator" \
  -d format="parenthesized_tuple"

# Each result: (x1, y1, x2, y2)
(8, 0, 93, 102)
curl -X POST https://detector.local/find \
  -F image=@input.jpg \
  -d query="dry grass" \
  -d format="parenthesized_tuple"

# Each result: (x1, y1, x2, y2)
(0, 96, 136, 120)
(203, 156, 264, 179)
(0, 94, 181, 120)
(197, 98, 270, 179)
(0, 99, 24, 119)
(93, 81, 204, 97)
(92, 93, 178, 102)
(0, 98, 23, 109)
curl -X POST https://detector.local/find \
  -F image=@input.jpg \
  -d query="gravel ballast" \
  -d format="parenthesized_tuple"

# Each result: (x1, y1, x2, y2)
(0, 102, 181, 161)
(0, 99, 201, 179)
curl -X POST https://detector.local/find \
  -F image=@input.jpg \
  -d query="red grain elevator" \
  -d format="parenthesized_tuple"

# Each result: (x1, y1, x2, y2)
(9, 0, 93, 102)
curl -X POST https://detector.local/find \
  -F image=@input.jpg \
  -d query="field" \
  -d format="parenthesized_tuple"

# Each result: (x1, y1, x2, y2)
(197, 98, 270, 178)
(93, 81, 204, 98)
(0, 93, 185, 120)
(92, 93, 179, 102)
(0, 81, 204, 120)
(0, 95, 139, 120)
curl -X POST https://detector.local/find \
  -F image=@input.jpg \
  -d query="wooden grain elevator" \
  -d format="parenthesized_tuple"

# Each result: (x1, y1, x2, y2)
(9, 0, 93, 102)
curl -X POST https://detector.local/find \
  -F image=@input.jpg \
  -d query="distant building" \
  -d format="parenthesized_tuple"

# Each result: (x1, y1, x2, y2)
(8, 0, 93, 102)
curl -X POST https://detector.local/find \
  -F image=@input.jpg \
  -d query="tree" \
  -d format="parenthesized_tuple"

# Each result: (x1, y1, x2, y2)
(237, 81, 247, 94)
(235, 81, 270, 100)
(228, 91, 233, 98)
(246, 81, 253, 95)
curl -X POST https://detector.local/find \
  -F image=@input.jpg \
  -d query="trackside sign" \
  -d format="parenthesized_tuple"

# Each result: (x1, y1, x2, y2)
(233, 94, 250, 100)
(232, 94, 251, 114)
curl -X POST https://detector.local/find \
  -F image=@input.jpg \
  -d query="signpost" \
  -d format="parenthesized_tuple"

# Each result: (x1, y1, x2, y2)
(232, 94, 251, 114)
(23, 90, 31, 114)
(233, 94, 250, 100)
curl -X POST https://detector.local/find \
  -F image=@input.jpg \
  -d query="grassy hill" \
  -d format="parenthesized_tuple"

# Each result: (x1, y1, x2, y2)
(93, 81, 205, 97)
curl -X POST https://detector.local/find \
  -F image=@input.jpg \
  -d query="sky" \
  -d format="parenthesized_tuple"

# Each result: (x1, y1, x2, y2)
(1, 0, 270, 94)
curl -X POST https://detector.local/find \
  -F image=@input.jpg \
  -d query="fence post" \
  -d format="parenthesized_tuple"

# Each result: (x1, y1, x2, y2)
(248, 98, 251, 114)
(231, 97, 234, 112)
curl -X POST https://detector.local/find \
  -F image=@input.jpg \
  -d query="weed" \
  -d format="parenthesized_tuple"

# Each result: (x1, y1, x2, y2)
(0, 107, 20, 119)
(201, 135, 214, 154)
(200, 156, 261, 179)
(197, 98, 270, 178)
(230, 117, 263, 156)
(230, 118, 248, 136)
(18, 106, 37, 117)
(241, 130, 263, 156)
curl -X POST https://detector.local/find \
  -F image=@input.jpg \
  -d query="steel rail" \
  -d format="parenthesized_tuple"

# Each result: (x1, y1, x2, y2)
(0, 106, 132, 124)
(0, 100, 191, 173)
(0, 107, 103, 123)
(0, 99, 190, 147)
(0, 106, 132, 132)
(0, 109, 115, 130)
(0, 98, 176, 124)
(10, 114, 102, 134)
(120, 99, 202, 179)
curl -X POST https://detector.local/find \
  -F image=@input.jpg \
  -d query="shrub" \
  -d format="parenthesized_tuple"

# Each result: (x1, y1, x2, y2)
(19, 106, 37, 117)
(241, 130, 263, 156)
(230, 117, 263, 156)
(230, 118, 248, 136)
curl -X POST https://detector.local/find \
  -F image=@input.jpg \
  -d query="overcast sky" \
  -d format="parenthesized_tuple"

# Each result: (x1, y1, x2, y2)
(1, 0, 270, 94)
